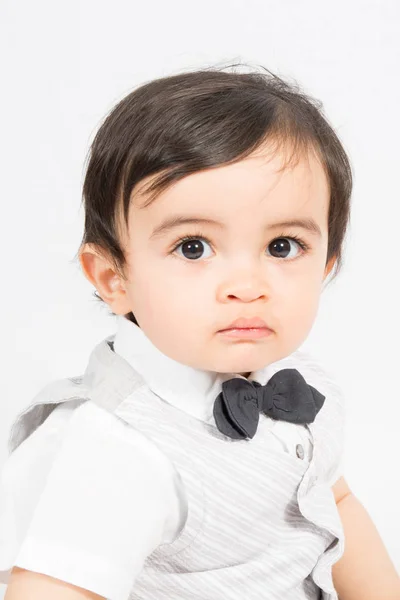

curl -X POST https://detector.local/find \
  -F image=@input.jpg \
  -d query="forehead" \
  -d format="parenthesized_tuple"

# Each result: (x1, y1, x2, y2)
(129, 145, 329, 230)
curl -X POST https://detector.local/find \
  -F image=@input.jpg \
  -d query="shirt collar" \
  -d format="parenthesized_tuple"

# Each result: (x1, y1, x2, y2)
(113, 315, 280, 423)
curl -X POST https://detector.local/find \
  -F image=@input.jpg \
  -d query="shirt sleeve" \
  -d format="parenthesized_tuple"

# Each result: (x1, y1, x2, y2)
(0, 400, 182, 600)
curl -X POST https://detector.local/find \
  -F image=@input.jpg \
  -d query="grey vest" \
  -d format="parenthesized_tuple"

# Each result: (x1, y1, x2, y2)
(8, 334, 345, 600)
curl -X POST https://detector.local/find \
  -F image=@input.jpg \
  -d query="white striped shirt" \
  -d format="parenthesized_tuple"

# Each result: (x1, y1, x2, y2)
(0, 315, 345, 599)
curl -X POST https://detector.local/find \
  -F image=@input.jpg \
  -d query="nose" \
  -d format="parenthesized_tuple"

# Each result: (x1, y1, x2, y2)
(216, 268, 270, 304)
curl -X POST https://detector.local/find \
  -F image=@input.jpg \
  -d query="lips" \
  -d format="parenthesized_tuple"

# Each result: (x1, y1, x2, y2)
(219, 317, 270, 331)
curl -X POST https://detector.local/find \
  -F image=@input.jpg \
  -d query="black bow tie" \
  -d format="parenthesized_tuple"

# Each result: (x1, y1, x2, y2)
(213, 368, 325, 440)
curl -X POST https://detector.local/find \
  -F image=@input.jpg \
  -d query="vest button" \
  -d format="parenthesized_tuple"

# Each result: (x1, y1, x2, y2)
(296, 443, 305, 459)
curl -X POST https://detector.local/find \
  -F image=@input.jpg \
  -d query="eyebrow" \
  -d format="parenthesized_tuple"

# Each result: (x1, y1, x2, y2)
(150, 215, 322, 239)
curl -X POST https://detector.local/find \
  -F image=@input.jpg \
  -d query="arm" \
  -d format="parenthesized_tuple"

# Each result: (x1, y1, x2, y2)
(5, 567, 104, 600)
(1, 402, 177, 600)
(331, 476, 400, 600)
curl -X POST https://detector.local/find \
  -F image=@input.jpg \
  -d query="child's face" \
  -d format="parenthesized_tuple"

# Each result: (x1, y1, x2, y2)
(116, 144, 332, 374)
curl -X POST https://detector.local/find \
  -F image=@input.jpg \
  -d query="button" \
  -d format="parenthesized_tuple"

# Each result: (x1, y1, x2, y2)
(296, 443, 305, 459)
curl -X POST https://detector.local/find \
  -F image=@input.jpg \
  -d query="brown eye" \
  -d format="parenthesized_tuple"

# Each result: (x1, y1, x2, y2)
(267, 238, 302, 259)
(175, 238, 213, 260)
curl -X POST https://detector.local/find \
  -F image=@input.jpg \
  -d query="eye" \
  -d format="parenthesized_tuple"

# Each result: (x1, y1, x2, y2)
(267, 237, 305, 259)
(173, 237, 213, 260)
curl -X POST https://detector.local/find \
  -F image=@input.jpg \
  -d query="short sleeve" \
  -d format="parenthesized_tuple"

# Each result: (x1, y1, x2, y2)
(0, 401, 181, 600)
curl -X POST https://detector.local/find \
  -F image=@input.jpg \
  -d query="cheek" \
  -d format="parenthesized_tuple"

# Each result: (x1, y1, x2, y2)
(275, 269, 323, 318)
(127, 261, 207, 325)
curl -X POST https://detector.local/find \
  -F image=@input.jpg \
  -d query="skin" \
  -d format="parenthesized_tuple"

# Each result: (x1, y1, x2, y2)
(80, 142, 335, 376)
(7, 142, 398, 600)
(78, 140, 400, 599)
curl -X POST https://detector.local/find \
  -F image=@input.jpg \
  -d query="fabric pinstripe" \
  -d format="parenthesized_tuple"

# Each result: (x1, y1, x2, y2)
(8, 334, 345, 599)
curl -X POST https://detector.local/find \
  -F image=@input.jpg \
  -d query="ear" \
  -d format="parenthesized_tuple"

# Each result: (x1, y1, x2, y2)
(79, 244, 132, 315)
(323, 255, 337, 280)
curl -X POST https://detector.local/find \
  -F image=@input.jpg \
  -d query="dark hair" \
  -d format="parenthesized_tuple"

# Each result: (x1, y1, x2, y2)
(76, 62, 353, 325)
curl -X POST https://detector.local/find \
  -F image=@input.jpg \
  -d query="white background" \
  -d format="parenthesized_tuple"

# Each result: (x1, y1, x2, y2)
(0, 0, 399, 596)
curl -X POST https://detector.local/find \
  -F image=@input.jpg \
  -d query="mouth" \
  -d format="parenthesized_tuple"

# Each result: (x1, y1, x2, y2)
(217, 328, 273, 339)
(217, 317, 273, 339)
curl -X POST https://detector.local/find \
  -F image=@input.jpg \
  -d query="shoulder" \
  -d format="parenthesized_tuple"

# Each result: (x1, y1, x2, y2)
(0, 401, 183, 591)
(64, 400, 187, 480)
(2, 399, 84, 489)
(29, 400, 180, 522)
(2, 401, 181, 523)
(7, 399, 179, 484)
